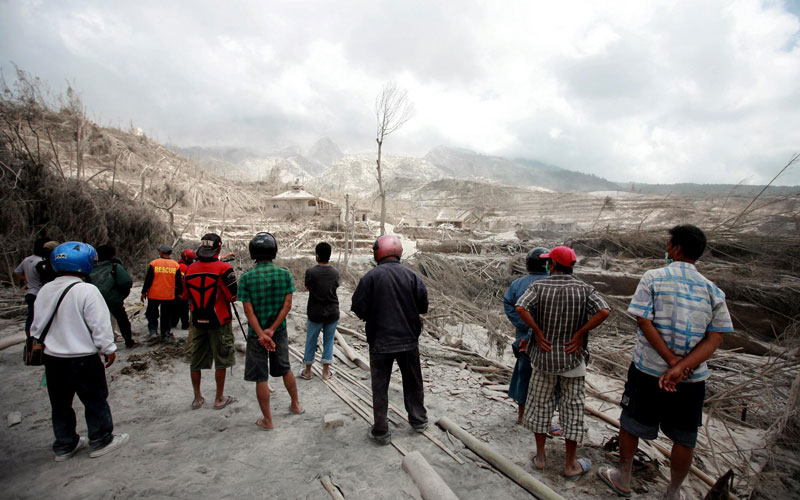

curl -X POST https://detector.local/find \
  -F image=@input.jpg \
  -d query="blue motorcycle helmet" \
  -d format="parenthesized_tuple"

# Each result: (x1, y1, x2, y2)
(50, 241, 97, 275)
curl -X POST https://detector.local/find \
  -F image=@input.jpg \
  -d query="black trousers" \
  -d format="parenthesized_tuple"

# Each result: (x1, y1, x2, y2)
(44, 353, 114, 453)
(369, 348, 428, 436)
(145, 298, 172, 336)
(108, 303, 134, 347)
(171, 299, 189, 329)
(24, 293, 36, 333)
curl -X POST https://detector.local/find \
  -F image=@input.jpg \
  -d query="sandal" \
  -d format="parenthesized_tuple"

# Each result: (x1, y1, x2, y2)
(565, 457, 591, 481)
(255, 418, 273, 431)
(213, 396, 237, 410)
(597, 466, 632, 497)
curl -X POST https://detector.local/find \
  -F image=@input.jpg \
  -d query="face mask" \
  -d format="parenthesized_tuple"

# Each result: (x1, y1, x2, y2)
(664, 252, 673, 265)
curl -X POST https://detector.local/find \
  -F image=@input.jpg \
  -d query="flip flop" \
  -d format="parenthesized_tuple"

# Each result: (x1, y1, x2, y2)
(322, 372, 333, 380)
(597, 465, 632, 497)
(547, 424, 562, 437)
(255, 418, 273, 431)
(298, 371, 313, 380)
(191, 397, 205, 410)
(532, 454, 545, 470)
(213, 396, 237, 410)
(289, 405, 305, 415)
(565, 457, 591, 480)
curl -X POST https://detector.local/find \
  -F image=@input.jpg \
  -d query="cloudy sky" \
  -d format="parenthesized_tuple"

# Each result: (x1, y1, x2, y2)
(1, 0, 799, 185)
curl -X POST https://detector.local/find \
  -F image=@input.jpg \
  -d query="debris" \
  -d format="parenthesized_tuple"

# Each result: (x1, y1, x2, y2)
(441, 334, 465, 349)
(7, 411, 22, 427)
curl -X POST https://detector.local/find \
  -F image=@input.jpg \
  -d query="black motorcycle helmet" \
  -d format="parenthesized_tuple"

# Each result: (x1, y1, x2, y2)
(526, 247, 549, 273)
(249, 232, 278, 260)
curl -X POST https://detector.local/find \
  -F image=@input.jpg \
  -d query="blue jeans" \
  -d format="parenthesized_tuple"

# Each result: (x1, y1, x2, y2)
(303, 319, 338, 365)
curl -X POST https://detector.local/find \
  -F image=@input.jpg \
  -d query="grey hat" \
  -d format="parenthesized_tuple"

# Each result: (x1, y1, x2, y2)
(157, 244, 173, 254)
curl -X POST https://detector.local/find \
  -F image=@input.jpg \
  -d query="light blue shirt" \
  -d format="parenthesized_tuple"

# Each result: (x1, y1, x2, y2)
(627, 262, 734, 382)
(503, 272, 549, 342)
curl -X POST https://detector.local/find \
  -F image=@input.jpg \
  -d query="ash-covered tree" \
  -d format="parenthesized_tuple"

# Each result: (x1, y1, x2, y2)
(374, 81, 414, 235)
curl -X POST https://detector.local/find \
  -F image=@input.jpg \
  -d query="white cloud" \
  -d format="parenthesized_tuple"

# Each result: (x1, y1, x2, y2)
(0, 0, 798, 184)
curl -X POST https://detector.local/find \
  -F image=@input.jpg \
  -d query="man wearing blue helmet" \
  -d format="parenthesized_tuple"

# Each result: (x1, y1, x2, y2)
(31, 241, 129, 461)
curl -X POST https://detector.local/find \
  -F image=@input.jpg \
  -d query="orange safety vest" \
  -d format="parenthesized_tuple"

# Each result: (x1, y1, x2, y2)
(148, 258, 179, 300)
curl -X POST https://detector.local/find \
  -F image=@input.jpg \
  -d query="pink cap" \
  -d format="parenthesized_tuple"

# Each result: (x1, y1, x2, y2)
(540, 246, 577, 268)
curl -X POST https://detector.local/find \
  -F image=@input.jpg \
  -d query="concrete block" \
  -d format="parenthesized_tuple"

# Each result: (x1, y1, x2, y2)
(323, 413, 345, 429)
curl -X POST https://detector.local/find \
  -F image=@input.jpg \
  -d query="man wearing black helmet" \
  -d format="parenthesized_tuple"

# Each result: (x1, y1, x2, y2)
(238, 232, 303, 431)
(351, 234, 429, 445)
(183, 233, 238, 411)
(503, 247, 550, 424)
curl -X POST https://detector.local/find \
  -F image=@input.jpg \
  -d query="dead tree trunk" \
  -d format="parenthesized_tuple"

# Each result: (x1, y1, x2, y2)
(374, 81, 414, 237)
(376, 139, 386, 236)
(343, 193, 351, 271)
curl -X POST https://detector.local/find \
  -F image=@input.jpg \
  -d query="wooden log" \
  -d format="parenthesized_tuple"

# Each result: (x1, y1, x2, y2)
(320, 475, 346, 500)
(336, 324, 367, 343)
(0, 333, 26, 351)
(467, 365, 501, 373)
(335, 332, 370, 371)
(402, 451, 461, 500)
(431, 344, 511, 372)
(484, 384, 510, 392)
(333, 346, 357, 369)
(436, 416, 566, 500)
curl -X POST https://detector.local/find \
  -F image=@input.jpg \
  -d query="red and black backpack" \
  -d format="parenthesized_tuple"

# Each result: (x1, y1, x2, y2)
(184, 260, 236, 327)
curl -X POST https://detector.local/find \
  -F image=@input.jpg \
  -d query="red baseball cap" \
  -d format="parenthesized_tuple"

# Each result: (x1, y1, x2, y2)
(540, 246, 577, 268)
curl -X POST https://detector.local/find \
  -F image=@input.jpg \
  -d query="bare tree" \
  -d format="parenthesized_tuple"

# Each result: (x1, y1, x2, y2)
(374, 81, 414, 235)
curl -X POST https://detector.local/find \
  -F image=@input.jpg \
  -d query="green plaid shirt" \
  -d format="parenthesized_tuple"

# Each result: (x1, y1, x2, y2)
(238, 262, 295, 338)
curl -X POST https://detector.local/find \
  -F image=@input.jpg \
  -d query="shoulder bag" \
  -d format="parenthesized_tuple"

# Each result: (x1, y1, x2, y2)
(24, 282, 79, 366)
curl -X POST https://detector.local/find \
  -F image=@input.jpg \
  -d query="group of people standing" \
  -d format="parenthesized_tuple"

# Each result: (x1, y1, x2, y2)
(504, 224, 733, 500)
(19, 230, 429, 460)
(18, 224, 732, 500)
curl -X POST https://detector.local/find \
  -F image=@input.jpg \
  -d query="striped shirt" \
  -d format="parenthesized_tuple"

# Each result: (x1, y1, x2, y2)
(627, 262, 734, 382)
(516, 275, 609, 373)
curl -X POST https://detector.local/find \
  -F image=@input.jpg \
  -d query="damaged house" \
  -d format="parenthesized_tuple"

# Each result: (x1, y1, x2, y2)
(267, 182, 341, 219)
(434, 208, 481, 229)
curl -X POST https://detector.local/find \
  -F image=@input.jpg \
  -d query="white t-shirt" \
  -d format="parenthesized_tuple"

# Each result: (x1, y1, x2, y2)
(14, 255, 44, 295)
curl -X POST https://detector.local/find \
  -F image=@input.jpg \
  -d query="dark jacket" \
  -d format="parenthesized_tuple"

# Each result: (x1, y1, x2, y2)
(88, 259, 133, 307)
(351, 259, 428, 354)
